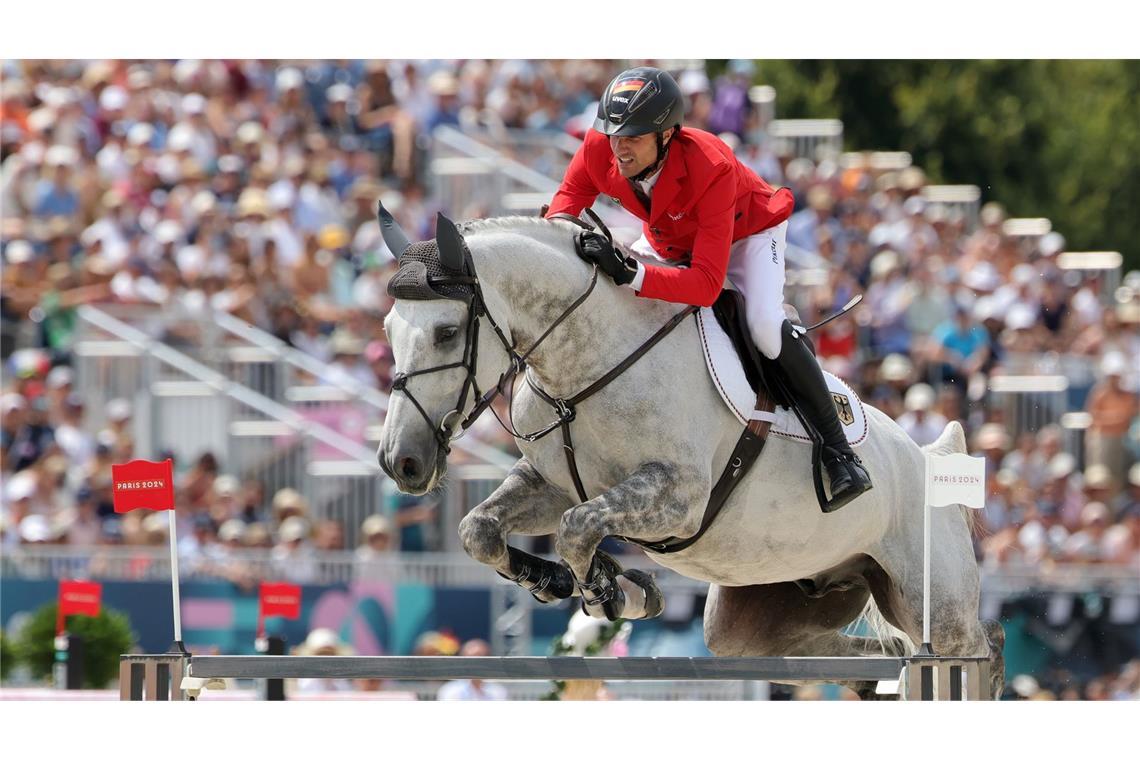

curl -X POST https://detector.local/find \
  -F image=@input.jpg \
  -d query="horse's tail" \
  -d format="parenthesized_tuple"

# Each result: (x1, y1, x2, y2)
(856, 596, 916, 657)
(921, 420, 982, 537)
(853, 420, 980, 658)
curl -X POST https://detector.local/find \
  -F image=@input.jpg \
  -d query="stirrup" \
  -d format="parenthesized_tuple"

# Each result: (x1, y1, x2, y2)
(820, 450, 872, 513)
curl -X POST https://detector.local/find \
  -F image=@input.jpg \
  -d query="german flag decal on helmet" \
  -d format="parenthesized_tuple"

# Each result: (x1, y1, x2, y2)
(612, 79, 647, 94)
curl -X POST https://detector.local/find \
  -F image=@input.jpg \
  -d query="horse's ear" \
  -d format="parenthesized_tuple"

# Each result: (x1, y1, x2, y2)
(377, 200, 411, 260)
(436, 212, 467, 273)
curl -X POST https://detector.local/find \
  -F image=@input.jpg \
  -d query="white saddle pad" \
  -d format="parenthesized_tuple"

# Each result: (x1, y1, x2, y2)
(695, 307, 868, 448)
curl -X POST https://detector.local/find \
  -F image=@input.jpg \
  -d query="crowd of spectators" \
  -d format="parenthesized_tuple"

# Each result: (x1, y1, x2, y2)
(771, 151, 1140, 570)
(2, 58, 1138, 575)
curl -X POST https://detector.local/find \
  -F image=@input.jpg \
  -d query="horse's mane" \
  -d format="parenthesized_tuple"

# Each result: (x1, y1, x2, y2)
(461, 216, 582, 255)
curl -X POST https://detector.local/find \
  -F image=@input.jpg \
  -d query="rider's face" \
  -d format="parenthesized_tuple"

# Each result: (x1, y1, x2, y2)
(609, 129, 671, 179)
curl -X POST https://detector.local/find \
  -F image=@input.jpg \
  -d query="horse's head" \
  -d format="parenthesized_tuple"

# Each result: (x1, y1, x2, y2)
(377, 203, 502, 494)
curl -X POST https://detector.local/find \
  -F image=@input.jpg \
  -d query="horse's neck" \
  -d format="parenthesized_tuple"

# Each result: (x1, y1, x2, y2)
(470, 226, 679, 397)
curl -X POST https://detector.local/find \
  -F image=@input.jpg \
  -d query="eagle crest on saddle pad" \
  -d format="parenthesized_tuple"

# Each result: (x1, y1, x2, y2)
(831, 392, 855, 427)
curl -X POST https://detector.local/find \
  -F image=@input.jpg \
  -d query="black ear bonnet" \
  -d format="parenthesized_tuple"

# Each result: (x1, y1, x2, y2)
(382, 207, 476, 302)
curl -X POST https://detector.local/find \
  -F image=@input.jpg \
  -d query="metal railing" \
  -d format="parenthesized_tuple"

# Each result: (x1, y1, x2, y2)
(6, 545, 1137, 596)
(768, 119, 844, 162)
(75, 305, 389, 547)
(429, 125, 641, 238)
(921, 185, 982, 231)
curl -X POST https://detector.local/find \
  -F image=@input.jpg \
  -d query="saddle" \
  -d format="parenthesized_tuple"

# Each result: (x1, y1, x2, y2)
(709, 289, 855, 515)
(537, 209, 850, 553)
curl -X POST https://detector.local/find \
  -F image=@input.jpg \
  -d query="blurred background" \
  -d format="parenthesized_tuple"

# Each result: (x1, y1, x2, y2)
(0, 59, 1137, 701)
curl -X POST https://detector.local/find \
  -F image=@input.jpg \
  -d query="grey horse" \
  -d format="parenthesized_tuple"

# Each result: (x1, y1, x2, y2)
(376, 210, 1004, 699)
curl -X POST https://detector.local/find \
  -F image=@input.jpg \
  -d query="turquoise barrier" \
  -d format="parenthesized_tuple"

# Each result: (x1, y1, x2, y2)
(0, 578, 495, 655)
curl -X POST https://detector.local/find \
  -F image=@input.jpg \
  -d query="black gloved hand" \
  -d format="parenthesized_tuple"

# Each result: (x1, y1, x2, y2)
(577, 231, 638, 286)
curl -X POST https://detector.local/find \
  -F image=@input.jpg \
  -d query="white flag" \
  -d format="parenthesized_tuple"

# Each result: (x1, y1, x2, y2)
(925, 452, 986, 509)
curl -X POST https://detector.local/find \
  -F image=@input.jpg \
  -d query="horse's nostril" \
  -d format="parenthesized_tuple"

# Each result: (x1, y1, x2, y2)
(399, 457, 421, 480)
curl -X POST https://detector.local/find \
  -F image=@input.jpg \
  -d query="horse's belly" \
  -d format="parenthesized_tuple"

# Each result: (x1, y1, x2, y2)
(643, 475, 888, 586)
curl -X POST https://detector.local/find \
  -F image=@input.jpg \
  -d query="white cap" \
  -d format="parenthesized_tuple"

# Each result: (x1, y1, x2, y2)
(181, 93, 206, 115)
(5, 240, 34, 265)
(46, 366, 74, 389)
(361, 514, 393, 538)
(190, 191, 217, 217)
(1101, 351, 1128, 377)
(1011, 674, 1040, 698)
(167, 124, 193, 152)
(127, 122, 155, 147)
(1017, 521, 1046, 552)
(217, 153, 244, 174)
(236, 121, 265, 144)
(903, 196, 927, 216)
(218, 518, 246, 543)
(879, 353, 913, 382)
(45, 144, 77, 167)
(1039, 231, 1065, 257)
(1005, 303, 1037, 331)
(154, 220, 184, 245)
(213, 474, 240, 497)
(904, 383, 935, 412)
(142, 512, 169, 536)
(267, 184, 295, 211)
(870, 249, 900, 278)
(19, 514, 52, 543)
(176, 244, 206, 275)
(1, 393, 27, 414)
(326, 83, 353, 103)
(278, 516, 310, 543)
(963, 262, 999, 292)
(1011, 264, 1037, 286)
(6, 470, 37, 501)
(99, 86, 127, 111)
(276, 67, 304, 92)
(106, 397, 132, 422)
(972, 295, 996, 322)
(679, 69, 710, 95)
(1048, 452, 1076, 480)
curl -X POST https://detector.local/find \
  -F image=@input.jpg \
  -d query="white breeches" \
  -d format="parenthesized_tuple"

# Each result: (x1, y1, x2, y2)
(631, 220, 788, 359)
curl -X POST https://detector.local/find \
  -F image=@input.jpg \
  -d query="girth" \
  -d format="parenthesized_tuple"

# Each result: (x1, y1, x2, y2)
(525, 302, 777, 556)
(633, 397, 775, 554)
(525, 304, 699, 504)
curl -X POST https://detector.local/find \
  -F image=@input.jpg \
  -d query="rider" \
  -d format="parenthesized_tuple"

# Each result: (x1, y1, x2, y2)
(545, 66, 872, 510)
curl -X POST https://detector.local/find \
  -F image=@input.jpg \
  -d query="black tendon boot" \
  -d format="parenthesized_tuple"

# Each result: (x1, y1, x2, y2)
(774, 320, 873, 511)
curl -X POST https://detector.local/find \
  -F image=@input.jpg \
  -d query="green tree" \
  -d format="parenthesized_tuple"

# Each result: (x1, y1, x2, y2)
(747, 60, 1140, 271)
(14, 603, 136, 689)
(0, 629, 14, 682)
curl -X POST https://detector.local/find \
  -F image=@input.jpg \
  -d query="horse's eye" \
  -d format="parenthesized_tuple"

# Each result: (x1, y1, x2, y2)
(435, 325, 460, 344)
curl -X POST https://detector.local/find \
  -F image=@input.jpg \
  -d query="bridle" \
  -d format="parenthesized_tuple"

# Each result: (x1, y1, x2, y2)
(381, 205, 695, 505)
(390, 248, 600, 455)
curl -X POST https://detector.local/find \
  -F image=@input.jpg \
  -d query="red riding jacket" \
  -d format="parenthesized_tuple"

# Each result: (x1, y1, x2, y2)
(546, 127, 794, 307)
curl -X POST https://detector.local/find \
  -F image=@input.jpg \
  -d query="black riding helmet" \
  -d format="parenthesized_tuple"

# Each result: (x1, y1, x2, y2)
(594, 66, 684, 137)
(594, 67, 684, 182)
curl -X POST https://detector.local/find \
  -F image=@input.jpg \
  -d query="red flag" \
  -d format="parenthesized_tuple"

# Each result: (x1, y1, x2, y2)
(110, 459, 175, 513)
(259, 583, 301, 620)
(57, 580, 102, 635)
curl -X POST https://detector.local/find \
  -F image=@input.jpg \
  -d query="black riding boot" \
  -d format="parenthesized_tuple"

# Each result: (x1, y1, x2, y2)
(774, 319, 872, 511)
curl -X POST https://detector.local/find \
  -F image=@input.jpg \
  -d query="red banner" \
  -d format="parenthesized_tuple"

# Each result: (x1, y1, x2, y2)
(57, 580, 102, 635)
(258, 583, 302, 620)
(111, 459, 175, 513)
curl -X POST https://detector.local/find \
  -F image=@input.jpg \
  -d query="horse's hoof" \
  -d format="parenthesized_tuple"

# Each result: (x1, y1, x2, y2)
(619, 569, 664, 619)
(578, 550, 627, 621)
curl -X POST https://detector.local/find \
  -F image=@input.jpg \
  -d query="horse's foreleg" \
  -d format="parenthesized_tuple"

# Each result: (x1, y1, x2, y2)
(458, 458, 577, 602)
(555, 461, 706, 620)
